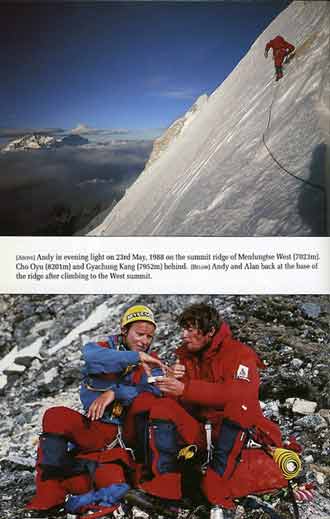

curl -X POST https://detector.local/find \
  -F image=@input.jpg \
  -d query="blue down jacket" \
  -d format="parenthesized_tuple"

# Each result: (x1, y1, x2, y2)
(80, 334, 162, 424)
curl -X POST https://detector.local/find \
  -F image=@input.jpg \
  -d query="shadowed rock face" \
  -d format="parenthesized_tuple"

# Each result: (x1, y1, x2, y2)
(0, 294, 329, 518)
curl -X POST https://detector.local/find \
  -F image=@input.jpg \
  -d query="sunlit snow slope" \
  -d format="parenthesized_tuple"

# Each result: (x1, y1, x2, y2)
(92, 1, 329, 237)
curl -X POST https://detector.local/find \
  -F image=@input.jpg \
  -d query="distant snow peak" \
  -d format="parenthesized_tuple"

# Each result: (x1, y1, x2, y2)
(145, 93, 208, 169)
(3, 133, 60, 152)
(71, 123, 92, 135)
(2, 132, 90, 152)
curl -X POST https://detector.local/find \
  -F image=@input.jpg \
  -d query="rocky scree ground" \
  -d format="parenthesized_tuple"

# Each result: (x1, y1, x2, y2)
(0, 294, 329, 518)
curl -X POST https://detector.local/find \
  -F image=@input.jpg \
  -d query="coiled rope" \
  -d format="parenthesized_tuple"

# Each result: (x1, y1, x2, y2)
(272, 448, 302, 480)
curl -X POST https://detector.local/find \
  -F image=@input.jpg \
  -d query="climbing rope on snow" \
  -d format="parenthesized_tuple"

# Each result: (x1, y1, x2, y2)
(265, 80, 279, 132)
(262, 77, 325, 194)
(262, 134, 324, 192)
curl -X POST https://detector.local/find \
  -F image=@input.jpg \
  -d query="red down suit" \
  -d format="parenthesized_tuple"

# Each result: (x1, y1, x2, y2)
(27, 334, 161, 512)
(141, 323, 287, 508)
(265, 35, 295, 67)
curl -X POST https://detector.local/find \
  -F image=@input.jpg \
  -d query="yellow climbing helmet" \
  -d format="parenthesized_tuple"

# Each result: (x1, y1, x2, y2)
(121, 304, 156, 328)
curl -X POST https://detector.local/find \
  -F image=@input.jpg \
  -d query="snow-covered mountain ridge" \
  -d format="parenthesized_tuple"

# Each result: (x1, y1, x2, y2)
(2, 134, 60, 151)
(2, 133, 89, 151)
(91, 1, 329, 237)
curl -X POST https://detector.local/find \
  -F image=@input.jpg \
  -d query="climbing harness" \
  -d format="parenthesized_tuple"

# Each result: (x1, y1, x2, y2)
(105, 425, 136, 460)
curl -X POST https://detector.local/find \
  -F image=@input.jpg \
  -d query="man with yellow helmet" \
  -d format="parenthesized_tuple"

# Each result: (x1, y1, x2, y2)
(80, 303, 162, 423)
(27, 304, 164, 516)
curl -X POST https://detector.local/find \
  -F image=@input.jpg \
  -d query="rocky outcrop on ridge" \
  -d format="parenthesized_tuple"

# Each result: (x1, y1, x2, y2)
(0, 294, 329, 518)
(145, 94, 208, 169)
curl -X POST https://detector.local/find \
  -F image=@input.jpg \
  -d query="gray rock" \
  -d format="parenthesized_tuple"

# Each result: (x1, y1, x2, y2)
(315, 471, 326, 485)
(43, 367, 59, 385)
(5, 454, 35, 468)
(291, 358, 304, 369)
(262, 400, 280, 419)
(295, 414, 328, 432)
(301, 303, 322, 319)
(30, 319, 55, 336)
(290, 398, 318, 415)
(0, 299, 9, 314)
(319, 409, 330, 425)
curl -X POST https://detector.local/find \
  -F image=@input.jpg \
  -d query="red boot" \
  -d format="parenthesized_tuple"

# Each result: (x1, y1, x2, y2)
(26, 446, 66, 511)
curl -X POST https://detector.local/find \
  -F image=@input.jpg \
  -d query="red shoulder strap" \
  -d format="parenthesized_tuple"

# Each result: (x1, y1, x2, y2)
(97, 335, 118, 349)
(97, 340, 110, 348)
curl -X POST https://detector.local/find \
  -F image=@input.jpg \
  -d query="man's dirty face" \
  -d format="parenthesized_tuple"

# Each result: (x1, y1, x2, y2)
(123, 321, 155, 353)
(181, 325, 212, 353)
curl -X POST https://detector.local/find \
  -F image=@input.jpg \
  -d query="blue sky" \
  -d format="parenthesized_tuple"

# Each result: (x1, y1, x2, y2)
(1, 1, 290, 139)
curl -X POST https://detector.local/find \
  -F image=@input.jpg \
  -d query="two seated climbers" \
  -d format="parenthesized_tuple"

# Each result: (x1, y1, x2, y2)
(27, 303, 302, 517)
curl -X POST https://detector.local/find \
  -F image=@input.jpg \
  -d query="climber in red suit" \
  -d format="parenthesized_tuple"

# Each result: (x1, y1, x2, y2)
(265, 35, 295, 81)
(135, 304, 287, 510)
(26, 304, 164, 515)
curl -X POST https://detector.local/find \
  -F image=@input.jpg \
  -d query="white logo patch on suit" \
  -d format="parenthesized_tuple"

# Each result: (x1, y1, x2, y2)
(236, 364, 250, 381)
